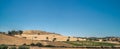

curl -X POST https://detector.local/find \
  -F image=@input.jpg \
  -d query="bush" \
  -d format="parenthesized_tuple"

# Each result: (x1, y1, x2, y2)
(45, 45, 55, 47)
(0, 44, 8, 49)
(18, 46, 29, 49)
(10, 44, 16, 46)
(23, 43, 27, 46)
(9, 46, 16, 49)
(52, 38, 56, 42)
(66, 39, 70, 41)
(36, 42, 43, 47)
(30, 43, 36, 46)
(60, 46, 66, 48)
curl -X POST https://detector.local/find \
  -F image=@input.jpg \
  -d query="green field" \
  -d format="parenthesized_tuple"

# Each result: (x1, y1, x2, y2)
(64, 41, 120, 46)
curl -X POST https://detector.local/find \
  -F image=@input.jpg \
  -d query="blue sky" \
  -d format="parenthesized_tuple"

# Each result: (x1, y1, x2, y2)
(0, 0, 120, 37)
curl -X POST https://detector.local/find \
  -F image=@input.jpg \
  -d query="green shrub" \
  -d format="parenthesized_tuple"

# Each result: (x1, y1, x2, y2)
(30, 43, 36, 46)
(0, 44, 8, 49)
(45, 45, 55, 47)
(36, 42, 43, 47)
(18, 46, 29, 49)
(23, 43, 27, 46)
(9, 46, 16, 49)
(52, 38, 56, 42)
(66, 39, 70, 41)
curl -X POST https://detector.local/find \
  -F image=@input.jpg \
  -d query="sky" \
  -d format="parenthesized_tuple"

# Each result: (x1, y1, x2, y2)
(0, 0, 120, 37)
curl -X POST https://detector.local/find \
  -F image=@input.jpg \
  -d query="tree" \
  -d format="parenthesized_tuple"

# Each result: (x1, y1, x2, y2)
(45, 45, 55, 47)
(46, 37, 49, 41)
(8, 31, 12, 35)
(76, 38, 79, 41)
(18, 46, 29, 49)
(66, 36, 70, 41)
(0, 32, 6, 34)
(9, 46, 16, 49)
(38, 33, 40, 35)
(23, 43, 27, 46)
(18, 30, 23, 35)
(66, 39, 70, 41)
(30, 43, 36, 46)
(8, 30, 16, 35)
(8, 30, 23, 36)
(36, 42, 43, 47)
(52, 38, 56, 42)
(68, 36, 70, 39)
(0, 44, 8, 49)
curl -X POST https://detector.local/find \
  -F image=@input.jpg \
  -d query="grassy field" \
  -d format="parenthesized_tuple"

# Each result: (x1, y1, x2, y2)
(64, 41, 120, 46)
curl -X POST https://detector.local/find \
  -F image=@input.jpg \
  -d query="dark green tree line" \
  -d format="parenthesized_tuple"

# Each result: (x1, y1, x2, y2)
(8, 30, 23, 36)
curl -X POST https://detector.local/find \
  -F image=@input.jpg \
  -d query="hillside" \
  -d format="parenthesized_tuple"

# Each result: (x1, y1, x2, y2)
(15, 30, 85, 41)
(0, 34, 72, 47)
(22, 30, 61, 35)
(0, 34, 45, 45)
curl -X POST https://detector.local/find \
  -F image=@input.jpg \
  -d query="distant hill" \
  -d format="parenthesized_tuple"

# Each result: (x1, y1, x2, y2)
(15, 30, 86, 41)
(0, 34, 72, 46)
(22, 30, 61, 35)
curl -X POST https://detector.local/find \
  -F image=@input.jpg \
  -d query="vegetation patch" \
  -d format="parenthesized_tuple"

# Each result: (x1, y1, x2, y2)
(9, 46, 16, 49)
(45, 45, 55, 47)
(18, 45, 30, 49)
(64, 41, 120, 46)
(0, 44, 8, 49)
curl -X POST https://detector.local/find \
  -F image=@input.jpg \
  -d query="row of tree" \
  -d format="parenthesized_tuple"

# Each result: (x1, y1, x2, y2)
(0, 30, 23, 36)
(0, 44, 29, 49)
(8, 30, 23, 36)
(0, 32, 6, 34)
(46, 36, 80, 42)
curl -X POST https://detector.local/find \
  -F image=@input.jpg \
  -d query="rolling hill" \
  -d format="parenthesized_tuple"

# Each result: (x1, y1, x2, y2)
(0, 34, 72, 47)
